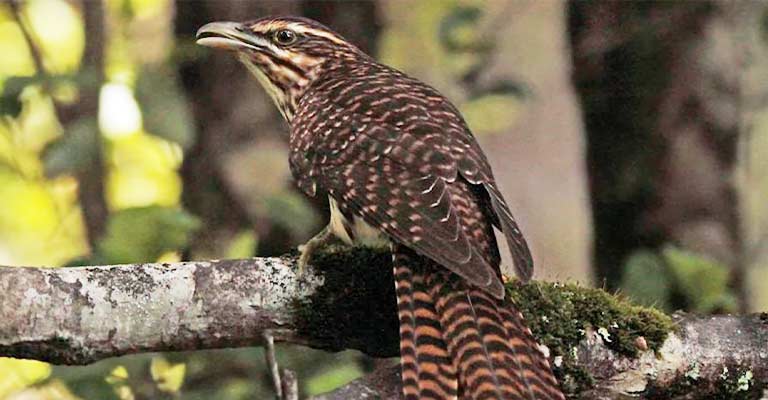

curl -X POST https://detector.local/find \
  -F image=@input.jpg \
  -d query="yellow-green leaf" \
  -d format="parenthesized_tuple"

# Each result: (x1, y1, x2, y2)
(113, 385, 135, 400)
(0, 358, 51, 398)
(105, 366, 135, 400)
(105, 365, 129, 384)
(225, 230, 258, 259)
(150, 356, 186, 393)
(6, 379, 81, 400)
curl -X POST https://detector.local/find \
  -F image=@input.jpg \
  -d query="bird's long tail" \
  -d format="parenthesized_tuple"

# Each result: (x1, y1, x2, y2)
(393, 245, 564, 400)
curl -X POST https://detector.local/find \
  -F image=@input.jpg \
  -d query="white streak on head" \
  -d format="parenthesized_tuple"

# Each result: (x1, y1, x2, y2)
(293, 26, 347, 45)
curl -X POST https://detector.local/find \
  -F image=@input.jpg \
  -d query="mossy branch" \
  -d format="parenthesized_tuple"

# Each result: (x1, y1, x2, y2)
(0, 248, 765, 399)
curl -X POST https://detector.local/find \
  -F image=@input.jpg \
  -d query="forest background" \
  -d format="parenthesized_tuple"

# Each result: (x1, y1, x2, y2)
(0, 1, 766, 399)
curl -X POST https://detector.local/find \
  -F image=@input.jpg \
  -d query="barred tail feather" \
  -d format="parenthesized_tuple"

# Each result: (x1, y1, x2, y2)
(394, 249, 459, 400)
(393, 245, 564, 400)
(497, 305, 565, 399)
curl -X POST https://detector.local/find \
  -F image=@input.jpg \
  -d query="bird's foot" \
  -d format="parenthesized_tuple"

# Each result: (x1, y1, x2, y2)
(297, 225, 333, 275)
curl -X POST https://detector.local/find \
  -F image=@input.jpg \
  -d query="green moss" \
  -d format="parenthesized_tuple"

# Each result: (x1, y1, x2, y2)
(292, 246, 400, 357)
(556, 365, 595, 397)
(507, 280, 675, 396)
(507, 281, 674, 357)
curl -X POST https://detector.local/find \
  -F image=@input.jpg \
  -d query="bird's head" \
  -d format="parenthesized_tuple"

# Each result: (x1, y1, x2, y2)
(196, 16, 363, 121)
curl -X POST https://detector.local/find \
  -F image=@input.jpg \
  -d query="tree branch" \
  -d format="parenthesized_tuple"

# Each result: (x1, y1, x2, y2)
(0, 249, 398, 364)
(312, 315, 768, 400)
(0, 248, 765, 398)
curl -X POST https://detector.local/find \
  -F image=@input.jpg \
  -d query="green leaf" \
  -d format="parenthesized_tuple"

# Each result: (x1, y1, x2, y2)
(461, 94, 522, 136)
(134, 66, 195, 149)
(42, 117, 99, 177)
(662, 246, 737, 313)
(96, 206, 200, 264)
(1, 74, 85, 118)
(619, 250, 672, 310)
(104, 366, 129, 385)
(6, 380, 82, 400)
(0, 95, 23, 117)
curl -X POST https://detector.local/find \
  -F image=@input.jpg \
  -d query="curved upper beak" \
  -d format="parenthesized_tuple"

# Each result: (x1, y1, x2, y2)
(196, 21, 261, 51)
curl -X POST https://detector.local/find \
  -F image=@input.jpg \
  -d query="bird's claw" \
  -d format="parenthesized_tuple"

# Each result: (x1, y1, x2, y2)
(297, 244, 311, 275)
(297, 225, 332, 275)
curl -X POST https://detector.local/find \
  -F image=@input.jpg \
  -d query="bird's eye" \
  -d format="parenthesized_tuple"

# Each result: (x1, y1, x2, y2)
(274, 29, 298, 45)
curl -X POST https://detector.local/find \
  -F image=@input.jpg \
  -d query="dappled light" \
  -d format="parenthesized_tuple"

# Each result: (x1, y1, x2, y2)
(98, 82, 140, 138)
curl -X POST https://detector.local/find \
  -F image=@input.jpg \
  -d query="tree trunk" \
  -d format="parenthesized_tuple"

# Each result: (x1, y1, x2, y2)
(74, 1, 108, 249)
(11, 0, 109, 249)
(569, 2, 759, 310)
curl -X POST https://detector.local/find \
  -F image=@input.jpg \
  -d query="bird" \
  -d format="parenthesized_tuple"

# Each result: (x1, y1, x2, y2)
(196, 16, 565, 400)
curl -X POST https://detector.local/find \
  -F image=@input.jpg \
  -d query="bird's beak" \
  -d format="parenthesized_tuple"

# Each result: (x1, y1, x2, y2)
(196, 21, 261, 52)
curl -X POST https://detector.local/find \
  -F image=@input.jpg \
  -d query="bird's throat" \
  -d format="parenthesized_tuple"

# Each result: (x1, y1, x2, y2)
(239, 53, 296, 122)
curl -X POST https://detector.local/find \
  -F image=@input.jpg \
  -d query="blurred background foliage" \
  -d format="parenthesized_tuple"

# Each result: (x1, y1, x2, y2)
(1, 0, 767, 398)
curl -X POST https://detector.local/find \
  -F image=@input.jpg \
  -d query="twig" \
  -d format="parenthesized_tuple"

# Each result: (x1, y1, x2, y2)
(280, 368, 299, 400)
(263, 331, 283, 399)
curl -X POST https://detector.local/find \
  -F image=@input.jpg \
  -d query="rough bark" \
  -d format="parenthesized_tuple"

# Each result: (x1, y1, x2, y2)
(0, 250, 766, 399)
(0, 251, 398, 364)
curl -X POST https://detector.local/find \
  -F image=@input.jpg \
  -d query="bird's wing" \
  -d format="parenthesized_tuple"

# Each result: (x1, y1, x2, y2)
(429, 96, 534, 282)
(290, 88, 532, 287)
(290, 100, 492, 293)
(321, 143, 503, 296)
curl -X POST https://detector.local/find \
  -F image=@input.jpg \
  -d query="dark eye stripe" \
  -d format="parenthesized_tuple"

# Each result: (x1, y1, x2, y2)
(268, 53, 307, 79)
